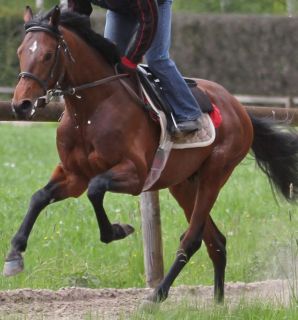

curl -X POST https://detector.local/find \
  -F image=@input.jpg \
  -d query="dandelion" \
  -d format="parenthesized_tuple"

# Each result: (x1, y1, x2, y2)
(4, 162, 16, 168)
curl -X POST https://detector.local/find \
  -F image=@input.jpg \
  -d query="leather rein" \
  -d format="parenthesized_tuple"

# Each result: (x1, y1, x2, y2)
(17, 24, 132, 117)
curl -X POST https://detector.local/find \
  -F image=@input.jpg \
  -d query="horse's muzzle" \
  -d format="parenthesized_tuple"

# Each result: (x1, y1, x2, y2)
(11, 99, 33, 120)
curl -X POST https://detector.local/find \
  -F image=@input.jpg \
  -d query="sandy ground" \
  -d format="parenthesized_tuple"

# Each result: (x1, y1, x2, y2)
(0, 279, 296, 319)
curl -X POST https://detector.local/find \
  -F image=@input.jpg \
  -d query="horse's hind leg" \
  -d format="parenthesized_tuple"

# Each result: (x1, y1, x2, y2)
(3, 165, 87, 277)
(147, 161, 235, 303)
(170, 181, 226, 303)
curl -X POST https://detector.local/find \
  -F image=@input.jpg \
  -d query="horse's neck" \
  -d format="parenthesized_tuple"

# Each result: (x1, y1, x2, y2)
(60, 29, 149, 133)
(62, 29, 115, 108)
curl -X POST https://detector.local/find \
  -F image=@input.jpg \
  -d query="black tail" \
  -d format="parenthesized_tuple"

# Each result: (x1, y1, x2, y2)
(249, 113, 298, 202)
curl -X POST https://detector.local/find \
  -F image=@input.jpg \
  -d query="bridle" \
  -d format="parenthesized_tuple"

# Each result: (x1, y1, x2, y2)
(19, 26, 70, 91)
(15, 23, 131, 117)
(17, 24, 74, 115)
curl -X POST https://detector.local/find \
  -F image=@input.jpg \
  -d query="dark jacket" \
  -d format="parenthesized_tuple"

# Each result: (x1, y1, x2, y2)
(68, 0, 160, 64)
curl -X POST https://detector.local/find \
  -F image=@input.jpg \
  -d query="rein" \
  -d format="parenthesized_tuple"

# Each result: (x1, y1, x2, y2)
(46, 73, 130, 98)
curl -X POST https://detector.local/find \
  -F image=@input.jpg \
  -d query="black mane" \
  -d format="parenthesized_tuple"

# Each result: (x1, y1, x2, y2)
(25, 9, 121, 65)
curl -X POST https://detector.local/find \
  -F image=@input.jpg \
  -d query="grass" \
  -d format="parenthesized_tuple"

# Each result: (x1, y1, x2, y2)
(128, 301, 298, 320)
(0, 122, 296, 292)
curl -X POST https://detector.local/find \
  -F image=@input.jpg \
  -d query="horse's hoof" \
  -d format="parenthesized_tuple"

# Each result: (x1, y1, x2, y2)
(112, 223, 135, 240)
(138, 299, 160, 313)
(100, 223, 135, 243)
(144, 288, 168, 303)
(3, 259, 24, 277)
(119, 223, 134, 236)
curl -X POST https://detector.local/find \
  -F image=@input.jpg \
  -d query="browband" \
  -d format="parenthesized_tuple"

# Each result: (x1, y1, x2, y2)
(25, 25, 61, 39)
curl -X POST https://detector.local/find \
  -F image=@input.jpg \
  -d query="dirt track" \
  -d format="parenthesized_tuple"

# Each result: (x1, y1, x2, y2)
(0, 279, 296, 319)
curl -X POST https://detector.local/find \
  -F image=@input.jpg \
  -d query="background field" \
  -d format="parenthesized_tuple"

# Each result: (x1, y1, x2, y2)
(0, 123, 296, 292)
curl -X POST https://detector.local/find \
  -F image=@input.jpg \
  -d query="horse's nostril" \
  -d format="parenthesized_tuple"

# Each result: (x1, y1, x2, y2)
(12, 99, 33, 120)
(21, 100, 32, 110)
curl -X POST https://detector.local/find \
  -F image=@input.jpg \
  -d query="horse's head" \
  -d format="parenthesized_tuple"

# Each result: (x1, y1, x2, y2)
(12, 6, 67, 120)
(13, 6, 123, 120)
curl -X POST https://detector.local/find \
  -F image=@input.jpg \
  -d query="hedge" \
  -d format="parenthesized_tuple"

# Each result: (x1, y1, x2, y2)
(171, 13, 298, 96)
(1, 11, 298, 96)
(0, 14, 22, 87)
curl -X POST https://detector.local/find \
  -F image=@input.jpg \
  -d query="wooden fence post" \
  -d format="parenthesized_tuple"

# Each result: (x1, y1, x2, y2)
(60, 0, 68, 9)
(140, 191, 164, 288)
(35, 0, 44, 10)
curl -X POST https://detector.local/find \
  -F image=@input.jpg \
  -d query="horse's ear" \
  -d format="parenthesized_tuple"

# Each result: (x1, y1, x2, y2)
(49, 5, 61, 28)
(24, 6, 33, 23)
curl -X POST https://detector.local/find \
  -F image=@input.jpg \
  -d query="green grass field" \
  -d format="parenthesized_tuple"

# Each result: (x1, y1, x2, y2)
(129, 302, 298, 320)
(0, 122, 296, 293)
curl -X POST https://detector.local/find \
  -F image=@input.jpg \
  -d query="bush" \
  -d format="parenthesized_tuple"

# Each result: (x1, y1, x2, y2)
(0, 14, 22, 87)
(173, 0, 287, 14)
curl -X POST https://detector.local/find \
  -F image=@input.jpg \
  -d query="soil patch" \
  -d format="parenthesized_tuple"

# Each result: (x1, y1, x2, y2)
(0, 279, 296, 319)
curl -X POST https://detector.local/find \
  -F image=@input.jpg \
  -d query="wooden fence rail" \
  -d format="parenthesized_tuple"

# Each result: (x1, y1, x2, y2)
(0, 101, 64, 122)
(1, 100, 298, 287)
(1, 101, 298, 124)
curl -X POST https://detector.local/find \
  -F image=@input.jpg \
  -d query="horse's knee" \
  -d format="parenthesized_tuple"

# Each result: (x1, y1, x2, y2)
(31, 187, 52, 206)
(87, 175, 109, 201)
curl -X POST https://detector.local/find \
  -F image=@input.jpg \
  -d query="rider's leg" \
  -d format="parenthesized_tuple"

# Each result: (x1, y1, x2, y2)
(104, 10, 136, 56)
(145, 0, 203, 132)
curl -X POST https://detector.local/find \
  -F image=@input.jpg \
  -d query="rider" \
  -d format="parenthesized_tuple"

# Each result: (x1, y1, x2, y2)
(68, 0, 206, 135)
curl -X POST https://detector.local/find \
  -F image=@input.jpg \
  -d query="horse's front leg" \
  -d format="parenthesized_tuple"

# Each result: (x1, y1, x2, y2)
(3, 165, 87, 277)
(87, 160, 143, 244)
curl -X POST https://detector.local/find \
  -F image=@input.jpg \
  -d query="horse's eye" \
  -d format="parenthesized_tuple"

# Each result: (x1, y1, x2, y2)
(44, 52, 52, 61)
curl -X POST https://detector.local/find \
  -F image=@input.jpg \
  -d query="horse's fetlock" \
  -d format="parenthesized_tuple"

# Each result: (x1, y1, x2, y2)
(100, 234, 113, 244)
(151, 286, 168, 303)
(12, 235, 27, 252)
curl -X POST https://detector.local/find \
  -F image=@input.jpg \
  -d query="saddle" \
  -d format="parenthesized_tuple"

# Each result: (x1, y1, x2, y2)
(136, 64, 214, 133)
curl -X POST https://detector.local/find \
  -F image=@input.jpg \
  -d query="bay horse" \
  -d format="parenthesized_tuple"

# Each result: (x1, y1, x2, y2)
(5, 6, 298, 304)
